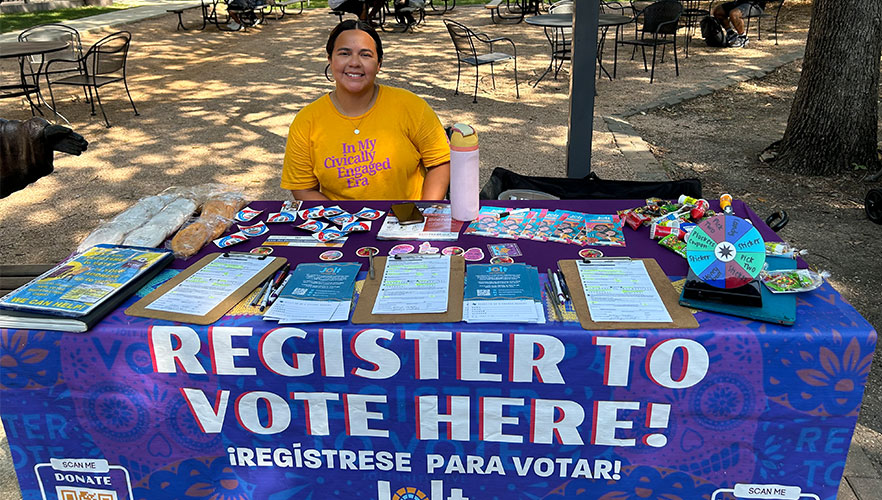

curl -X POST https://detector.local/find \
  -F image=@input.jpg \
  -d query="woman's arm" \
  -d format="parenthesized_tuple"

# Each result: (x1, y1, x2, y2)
(421, 162, 450, 201)
(290, 187, 330, 201)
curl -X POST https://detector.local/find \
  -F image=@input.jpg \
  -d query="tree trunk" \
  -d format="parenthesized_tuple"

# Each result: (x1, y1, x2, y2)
(775, 0, 882, 176)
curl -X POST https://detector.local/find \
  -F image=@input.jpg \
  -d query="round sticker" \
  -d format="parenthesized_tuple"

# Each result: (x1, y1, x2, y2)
(356, 246, 379, 258)
(442, 246, 464, 256)
(579, 248, 604, 259)
(250, 246, 274, 255)
(490, 256, 514, 264)
(319, 250, 343, 261)
(463, 247, 485, 262)
(389, 244, 415, 256)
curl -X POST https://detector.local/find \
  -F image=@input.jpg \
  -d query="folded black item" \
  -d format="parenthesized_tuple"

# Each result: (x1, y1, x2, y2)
(479, 167, 702, 201)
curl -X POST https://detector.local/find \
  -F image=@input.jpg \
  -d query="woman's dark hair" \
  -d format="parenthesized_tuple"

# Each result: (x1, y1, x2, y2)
(326, 20, 383, 63)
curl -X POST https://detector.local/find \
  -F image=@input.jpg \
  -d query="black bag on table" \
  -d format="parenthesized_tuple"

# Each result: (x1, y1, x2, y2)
(479, 167, 702, 201)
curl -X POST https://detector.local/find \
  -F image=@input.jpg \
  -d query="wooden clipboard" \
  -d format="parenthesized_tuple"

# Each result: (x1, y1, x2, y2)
(558, 258, 698, 330)
(126, 252, 286, 325)
(352, 256, 464, 324)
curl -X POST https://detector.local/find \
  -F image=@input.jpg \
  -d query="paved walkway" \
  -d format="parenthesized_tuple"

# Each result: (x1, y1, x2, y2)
(0, 4, 879, 500)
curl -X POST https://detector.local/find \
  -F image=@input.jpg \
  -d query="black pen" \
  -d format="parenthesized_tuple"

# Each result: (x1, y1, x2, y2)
(556, 268, 571, 301)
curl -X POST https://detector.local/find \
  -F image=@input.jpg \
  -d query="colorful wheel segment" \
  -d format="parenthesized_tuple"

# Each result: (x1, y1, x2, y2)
(686, 214, 765, 289)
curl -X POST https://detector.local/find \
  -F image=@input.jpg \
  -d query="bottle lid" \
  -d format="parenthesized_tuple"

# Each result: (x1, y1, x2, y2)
(450, 123, 478, 151)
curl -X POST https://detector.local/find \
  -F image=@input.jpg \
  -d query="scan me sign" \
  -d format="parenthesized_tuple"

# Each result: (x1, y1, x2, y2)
(34, 459, 133, 500)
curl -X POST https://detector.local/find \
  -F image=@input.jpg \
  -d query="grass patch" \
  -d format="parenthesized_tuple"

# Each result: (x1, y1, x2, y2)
(0, 3, 137, 34)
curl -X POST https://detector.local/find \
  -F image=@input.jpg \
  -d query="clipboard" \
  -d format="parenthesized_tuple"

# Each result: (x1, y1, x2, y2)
(558, 258, 698, 330)
(352, 256, 465, 324)
(126, 252, 286, 325)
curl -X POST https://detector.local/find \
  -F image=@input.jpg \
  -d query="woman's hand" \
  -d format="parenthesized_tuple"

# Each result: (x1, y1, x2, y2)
(290, 188, 330, 201)
(421, 162, 450, 201)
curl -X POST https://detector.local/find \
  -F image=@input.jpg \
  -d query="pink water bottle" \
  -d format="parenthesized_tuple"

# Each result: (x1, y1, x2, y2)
(449, 123, 480, 221)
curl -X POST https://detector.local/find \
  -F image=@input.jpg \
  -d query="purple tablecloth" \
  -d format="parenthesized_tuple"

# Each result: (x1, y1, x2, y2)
(1, 199, 868, 500)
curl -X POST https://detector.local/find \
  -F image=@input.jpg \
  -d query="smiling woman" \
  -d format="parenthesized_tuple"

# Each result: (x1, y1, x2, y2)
(281, 20, 450, 201)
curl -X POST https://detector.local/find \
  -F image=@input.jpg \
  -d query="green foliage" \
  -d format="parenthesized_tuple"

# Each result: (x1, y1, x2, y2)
(0, 3, 136, 33)
(852, 163, 869, 171)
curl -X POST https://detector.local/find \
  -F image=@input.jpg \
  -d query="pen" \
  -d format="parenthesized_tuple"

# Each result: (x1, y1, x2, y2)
(272, 264, 290, 289)
(394, 253, 442, 259)
(545, 282, 562, 321)
(496, 208, 529, 219)
(551, 273, 567, 305)
(259, 277, 275, 311)
(546, 268, 564, 305)
(265, 274, 291, 308)
(251, 279, 270, 306)
(555, 268, 571, 301)
(369, 252, 375, 279)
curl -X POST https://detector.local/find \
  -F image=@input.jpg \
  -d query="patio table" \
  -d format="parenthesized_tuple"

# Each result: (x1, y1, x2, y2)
(0, 41, 70, 121)
(526, 13, 633, 85)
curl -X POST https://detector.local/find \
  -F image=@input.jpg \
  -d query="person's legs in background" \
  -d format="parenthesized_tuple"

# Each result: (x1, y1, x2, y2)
(712, 2, 748, 47)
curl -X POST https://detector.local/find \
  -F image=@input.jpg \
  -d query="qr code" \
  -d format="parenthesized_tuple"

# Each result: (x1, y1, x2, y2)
(56, 486, 118, 500)
(292, 287, 308, 295)
(477, 289, 490, 296)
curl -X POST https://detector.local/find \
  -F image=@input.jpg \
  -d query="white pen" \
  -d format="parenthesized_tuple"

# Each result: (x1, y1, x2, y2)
(496, 208, 529, 219)
(548, 268, 565, 306)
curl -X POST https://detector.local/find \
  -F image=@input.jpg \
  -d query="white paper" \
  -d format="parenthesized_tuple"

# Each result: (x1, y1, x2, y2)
(372, 256, 450, 314)
(464, 299, 538, 323)
(265, 298, 348, 323)
(576, 260, 672, 323)
(146, 254, 274, 316)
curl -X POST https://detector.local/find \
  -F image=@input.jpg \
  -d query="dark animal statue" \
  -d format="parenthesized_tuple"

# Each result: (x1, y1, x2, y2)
(1, 117, 88, 198)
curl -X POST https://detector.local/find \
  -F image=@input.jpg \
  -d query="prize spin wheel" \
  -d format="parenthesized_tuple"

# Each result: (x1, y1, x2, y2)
(685, 214, 766, 288)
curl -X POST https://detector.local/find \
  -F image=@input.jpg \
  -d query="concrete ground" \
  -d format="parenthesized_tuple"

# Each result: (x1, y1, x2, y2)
(0, 2, 879, 499)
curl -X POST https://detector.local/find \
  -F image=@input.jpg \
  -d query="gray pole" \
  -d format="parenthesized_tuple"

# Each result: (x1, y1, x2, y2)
(566, 0, 600, 178)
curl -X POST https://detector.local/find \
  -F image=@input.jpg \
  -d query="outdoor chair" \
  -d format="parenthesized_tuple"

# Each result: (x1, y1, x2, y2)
(614, 0, 682, 83)
(743, 0, 785, 45)
(382, 0, 426, 33)
(18, 24, 88, 102)
(46, 31, 139, 128)
(679, 0, 710, 57)
(443, 19, 519, 103)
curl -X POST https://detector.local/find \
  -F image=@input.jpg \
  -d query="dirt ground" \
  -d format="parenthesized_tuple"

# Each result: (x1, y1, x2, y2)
(628, 59, 882, 471)
(1, 0, 882, 494)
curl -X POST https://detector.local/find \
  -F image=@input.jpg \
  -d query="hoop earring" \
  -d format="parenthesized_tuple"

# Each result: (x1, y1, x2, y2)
(324, 64, 333, 82)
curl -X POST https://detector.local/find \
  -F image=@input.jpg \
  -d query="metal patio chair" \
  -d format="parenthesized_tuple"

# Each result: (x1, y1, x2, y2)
(46, 31, 139, 128)
(444, 19, 519, 103)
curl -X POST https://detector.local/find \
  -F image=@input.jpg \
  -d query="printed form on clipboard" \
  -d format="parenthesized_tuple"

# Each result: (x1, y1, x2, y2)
(576, 259, 672, 323)
(144, 253, 276, 316)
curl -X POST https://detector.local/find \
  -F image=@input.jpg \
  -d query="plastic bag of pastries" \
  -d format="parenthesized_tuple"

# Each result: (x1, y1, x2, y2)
(170, 191, 248, 258)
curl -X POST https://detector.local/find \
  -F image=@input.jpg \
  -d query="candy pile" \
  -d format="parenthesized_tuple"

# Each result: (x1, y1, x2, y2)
(618, 195, 718, 257)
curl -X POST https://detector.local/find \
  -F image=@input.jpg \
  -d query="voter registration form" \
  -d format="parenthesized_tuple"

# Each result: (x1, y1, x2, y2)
(145, 253, 274, 316)
(576, 259, 672, 323)
(372, 255, 450, 314)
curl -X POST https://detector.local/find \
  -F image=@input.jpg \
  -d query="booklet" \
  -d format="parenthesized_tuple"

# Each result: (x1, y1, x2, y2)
(463, 263, 545, 323)
(264, 262, 361, 323)
(0, 245, 173, 332)
(376, 203, 463, 241)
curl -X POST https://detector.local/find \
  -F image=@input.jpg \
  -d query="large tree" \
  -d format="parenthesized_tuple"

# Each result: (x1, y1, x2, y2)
(772, 0, 882, 176)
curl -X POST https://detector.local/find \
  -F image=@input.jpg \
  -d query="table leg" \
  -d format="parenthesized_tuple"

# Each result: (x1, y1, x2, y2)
(532, 26, 556, 88)
(597, 26, 613, 81)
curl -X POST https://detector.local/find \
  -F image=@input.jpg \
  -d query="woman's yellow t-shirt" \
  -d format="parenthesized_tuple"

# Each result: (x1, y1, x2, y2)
(281, 85, 450, 200)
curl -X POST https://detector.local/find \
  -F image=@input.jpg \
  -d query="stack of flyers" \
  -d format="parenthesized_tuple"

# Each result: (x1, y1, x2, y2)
(264, 262, 360, 324)
(462, 263, 545, 324)
(546, 211, 585, 244)
(579, 215, 626, 247)
(496, 209, 531, 239)
(463, 207, 508, 237)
